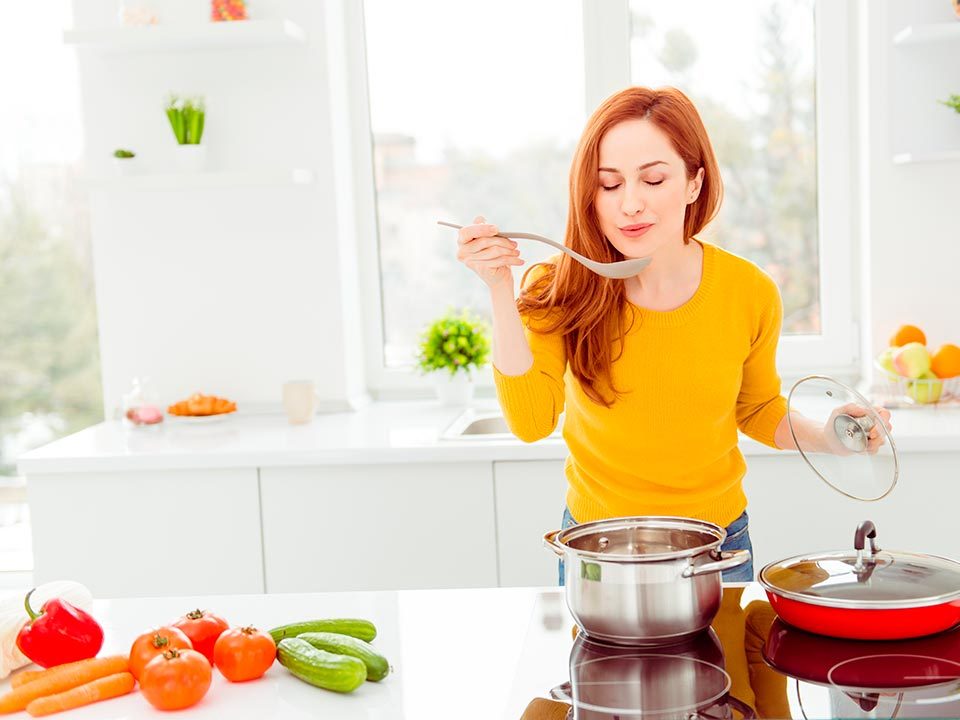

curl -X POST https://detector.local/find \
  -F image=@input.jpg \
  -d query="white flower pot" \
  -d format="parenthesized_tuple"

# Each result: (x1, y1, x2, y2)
(173, 144, 207, 173)
(113, 157, 139, 176)
(433, 372, 475, 407)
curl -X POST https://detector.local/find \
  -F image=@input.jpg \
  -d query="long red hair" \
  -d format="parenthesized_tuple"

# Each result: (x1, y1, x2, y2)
(518, 86, 723, 406)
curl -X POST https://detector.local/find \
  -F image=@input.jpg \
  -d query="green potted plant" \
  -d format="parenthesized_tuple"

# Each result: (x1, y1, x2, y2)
(416, 309, 491, 405)
(165, 94, 207, 172)
(112, 148, 137, 176)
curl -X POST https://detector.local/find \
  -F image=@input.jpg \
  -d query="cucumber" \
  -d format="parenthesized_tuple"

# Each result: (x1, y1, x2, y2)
(277, 638, 367, 693)
(269, 618, 377, 645)
(297, 632, 390, 682)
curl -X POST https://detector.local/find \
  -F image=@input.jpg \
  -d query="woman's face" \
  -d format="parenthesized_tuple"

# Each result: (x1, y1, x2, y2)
(594, 118, 704, 259)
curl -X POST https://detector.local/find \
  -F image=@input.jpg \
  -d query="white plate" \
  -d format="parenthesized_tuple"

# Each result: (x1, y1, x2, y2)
(168, 412, 235, 425)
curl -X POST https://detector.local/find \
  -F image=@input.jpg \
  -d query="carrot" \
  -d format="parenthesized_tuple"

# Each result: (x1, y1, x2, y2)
(25, 672, 134, 717)
(12, 658, 96, 689)
(0, 655, 128, 714)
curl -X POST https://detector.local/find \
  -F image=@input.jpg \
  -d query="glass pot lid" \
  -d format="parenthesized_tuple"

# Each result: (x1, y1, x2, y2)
(786, 375, 898, 502)
(759, 521, 960, 609)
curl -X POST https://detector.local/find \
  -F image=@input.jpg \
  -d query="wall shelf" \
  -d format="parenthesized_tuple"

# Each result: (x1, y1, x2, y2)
(63, 19, 306, 52)
(86, 169, 315, 190)
(893, 22, 960, 46)
(892, 150, 960, 165)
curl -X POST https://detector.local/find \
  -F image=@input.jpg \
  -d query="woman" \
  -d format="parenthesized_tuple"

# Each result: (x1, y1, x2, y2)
(455, 86, 890, 583)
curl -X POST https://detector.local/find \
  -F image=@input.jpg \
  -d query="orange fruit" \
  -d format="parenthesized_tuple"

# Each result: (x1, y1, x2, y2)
(889, 324, 926, 347)
(931, 343, 960, 379)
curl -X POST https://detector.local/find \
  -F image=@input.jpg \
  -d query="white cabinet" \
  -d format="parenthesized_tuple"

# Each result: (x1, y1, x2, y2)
(27, 469, 263, 597)
(259, 463, 498, 592)
(494, 461, 567, 587)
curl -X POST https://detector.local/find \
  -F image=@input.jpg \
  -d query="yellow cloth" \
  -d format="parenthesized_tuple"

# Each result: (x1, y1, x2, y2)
(494, 240, 788, 528)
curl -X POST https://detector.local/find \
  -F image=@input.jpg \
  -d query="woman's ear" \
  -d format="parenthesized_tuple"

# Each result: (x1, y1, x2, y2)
(688, 167, 705, 204)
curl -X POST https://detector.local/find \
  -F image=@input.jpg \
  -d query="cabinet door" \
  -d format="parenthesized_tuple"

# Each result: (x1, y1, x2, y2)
(26, 469, 263, 597)
(260, 463, 497, 592)
(494, 460, 567, 587)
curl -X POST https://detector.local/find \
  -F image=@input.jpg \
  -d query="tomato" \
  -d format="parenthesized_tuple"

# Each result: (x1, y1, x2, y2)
(213, 626, 276, 682)
(140, 648, 212, 711)
(128, 626, 193, 680)
(172, 609, 229, 664)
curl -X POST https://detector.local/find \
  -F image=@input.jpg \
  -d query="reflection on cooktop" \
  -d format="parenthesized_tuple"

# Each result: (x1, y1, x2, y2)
(521, 587, 960, 719)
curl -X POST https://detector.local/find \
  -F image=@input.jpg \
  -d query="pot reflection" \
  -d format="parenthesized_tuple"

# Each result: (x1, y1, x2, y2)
(551, 629, 756, 719)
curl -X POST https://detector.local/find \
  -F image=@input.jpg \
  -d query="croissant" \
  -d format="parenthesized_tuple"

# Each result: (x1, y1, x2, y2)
(168, 393, 237, 416)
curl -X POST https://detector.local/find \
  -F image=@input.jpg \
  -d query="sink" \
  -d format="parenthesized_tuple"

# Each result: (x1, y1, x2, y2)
(440, 409, 563, 441)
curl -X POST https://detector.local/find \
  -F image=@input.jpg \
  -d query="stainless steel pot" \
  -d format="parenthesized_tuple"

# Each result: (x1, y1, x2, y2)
(543, 516, 750, 645)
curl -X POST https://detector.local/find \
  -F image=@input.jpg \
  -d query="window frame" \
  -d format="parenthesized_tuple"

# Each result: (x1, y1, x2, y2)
(352, 0, 859, 397)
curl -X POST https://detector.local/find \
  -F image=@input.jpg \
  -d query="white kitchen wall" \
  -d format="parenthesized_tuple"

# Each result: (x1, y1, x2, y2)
(71, 0, 367, 415)
(72, 0, 958, 416)
(858, 0, 960, 378)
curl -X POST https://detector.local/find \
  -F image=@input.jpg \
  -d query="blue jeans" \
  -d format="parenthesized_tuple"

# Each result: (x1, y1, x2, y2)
(558, 508, 754, 585)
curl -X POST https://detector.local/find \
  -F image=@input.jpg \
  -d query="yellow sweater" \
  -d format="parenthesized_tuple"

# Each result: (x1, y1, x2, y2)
(494, 240, 788, 528)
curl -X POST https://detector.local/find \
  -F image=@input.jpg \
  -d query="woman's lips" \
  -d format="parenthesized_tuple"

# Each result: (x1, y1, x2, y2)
(619, 223, 653, 238)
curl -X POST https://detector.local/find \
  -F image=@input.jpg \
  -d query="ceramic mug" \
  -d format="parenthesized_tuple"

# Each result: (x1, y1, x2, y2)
(282, 380, 319, 424)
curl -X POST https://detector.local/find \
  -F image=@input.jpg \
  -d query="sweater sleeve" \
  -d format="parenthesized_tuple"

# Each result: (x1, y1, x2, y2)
(493, 269, 567, 443)
(736, 270, 789, 448)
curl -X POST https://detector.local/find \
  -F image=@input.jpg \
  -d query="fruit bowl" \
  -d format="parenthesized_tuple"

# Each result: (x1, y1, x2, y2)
(873, 360, 960, 406)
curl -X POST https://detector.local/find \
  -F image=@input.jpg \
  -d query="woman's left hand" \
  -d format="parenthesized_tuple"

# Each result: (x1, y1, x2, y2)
(824, 403, 893, 455)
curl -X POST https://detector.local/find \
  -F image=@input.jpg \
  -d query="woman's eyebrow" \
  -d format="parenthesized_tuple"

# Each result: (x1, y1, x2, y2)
(598, 161, 667, 173)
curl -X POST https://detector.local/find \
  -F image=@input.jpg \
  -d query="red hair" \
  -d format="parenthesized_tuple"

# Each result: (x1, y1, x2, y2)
(518, 86, 723, 406)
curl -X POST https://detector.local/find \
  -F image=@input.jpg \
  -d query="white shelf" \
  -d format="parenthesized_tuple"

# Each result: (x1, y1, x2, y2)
(893, 22, 960, 46)
(63, 19, 306, 52)
(86, 169, 315, 190)
(892, 150, 960, 165)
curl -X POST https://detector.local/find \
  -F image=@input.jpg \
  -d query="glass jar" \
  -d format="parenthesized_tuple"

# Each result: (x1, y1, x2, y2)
(121, 377, 164, 428)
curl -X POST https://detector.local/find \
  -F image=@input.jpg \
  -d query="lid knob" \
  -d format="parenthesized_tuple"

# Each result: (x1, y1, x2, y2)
(853, 520, 881, 573)
(833, 414, 875, 453)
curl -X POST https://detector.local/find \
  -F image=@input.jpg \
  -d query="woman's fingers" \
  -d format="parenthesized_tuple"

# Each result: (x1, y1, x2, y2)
(467, 256, 525, 270)
(458, 222, 500, 246)
(465, 245, 520, 263)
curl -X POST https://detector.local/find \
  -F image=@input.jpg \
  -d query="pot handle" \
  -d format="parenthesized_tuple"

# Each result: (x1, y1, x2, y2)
(681, 549, 751, 578)
(543, 530, 565, 557)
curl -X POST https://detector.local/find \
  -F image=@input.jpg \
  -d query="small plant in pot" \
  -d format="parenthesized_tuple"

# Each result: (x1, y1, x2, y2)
(165, 94, 207, 172)
(112, 148, 137, 175)
(416, 310, 491, 406)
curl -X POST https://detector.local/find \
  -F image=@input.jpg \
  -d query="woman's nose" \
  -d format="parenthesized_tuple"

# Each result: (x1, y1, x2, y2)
(620, 183, 646, 215)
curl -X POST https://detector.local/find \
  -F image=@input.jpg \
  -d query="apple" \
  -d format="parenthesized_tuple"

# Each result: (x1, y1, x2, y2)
(893, 342, 931, 379)
(907, 371, 943, 404)
(876, 347, 898, 376)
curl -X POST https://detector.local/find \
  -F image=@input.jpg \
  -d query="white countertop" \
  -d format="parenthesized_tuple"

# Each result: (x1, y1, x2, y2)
(16, 400, 960, 475)
(0, 585, 549, 719)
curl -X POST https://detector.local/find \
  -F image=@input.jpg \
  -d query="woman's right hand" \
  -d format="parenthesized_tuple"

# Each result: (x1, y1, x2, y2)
(456, 215, 524, 289)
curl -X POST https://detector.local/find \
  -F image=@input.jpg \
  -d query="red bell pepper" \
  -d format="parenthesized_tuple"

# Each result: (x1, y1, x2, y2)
(15, 588, 104, 668)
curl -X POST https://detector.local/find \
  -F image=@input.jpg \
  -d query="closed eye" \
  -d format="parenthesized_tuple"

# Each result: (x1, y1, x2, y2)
(600, 180, 663, 191)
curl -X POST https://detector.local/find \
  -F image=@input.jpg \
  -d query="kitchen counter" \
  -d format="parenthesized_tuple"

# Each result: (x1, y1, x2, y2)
(16, 399, 960, 474)
(1, 582, 957, 719)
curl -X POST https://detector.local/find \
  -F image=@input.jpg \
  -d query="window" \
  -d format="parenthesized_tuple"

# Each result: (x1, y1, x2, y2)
(0, 3, 103, 480)
(357, 0, 856, 392)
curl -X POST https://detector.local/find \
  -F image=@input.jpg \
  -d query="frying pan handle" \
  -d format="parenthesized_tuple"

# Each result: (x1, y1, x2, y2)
(682, 549, 751, 578)
(543, 530, 565, 557)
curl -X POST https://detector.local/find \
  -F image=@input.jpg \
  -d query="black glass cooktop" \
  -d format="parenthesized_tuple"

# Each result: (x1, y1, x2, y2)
(519, 587, 960, 719)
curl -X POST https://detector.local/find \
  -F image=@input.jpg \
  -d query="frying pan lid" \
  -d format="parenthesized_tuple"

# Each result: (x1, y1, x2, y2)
(759, 521, 960, 609)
